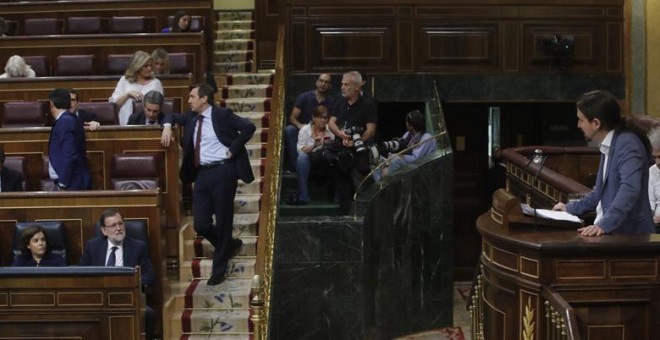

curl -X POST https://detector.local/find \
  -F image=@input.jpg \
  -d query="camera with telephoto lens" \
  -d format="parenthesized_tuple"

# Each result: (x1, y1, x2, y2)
(344, 126, 367, 154)
(380, 137, 407, 154)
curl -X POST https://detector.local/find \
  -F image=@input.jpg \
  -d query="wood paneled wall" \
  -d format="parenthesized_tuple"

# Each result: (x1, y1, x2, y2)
(287, 0, 624, 74)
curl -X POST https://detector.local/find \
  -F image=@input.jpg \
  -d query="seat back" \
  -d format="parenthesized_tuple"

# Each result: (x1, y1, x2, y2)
(169, 53, 193, 74)
(40, 156, 54, 191)
(1, 101, 46, 127)
(55, 55, 96, 76)
(166, 15, 203, 32)
(78, 102, 118, 125)
(13, 221, 68, 264)
(23, 18, 62, 36)
(106, 54, 133, 75)
(23, 56, 49, 77)
(94, 219, 149, 242)
(66, 17, 103, 34)
(132, 97, 180, 116)
(110, 152, 164, 190)
(109, 16, 145, 33)
(4, 156, 28, 191)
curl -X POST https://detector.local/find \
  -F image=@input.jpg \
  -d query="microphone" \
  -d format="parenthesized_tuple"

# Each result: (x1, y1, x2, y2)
(530, 149, 547, 227)
(524, 149, 542, 205)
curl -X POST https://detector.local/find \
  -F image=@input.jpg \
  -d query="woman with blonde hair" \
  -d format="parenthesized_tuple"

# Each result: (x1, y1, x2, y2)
(151, 47, 170, 75)
(109, 50, 163, 125)
(0, 55, 36, 78)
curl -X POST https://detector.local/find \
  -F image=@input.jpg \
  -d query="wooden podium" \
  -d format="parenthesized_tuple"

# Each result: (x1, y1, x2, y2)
(472, 189, 660, 340)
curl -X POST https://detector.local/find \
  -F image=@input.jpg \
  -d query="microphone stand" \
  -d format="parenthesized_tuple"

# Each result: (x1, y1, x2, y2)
(530, 155, 546, 228)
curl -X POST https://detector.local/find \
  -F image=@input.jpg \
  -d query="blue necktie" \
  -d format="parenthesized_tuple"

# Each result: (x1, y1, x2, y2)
(106, 246, 118, 266)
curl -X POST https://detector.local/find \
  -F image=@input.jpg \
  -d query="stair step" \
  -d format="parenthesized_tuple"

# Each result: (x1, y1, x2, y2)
(240, 112, 270, 129)
(183, 277, 252, 309)
(182, 258, 257, 280)
(185, 236, 257, 259)
(214, 61, 253, 74)
(214, 50, 254, 63)
(237, 176, 263, 194)
(234, 195, 261, 214)
(218, 11, 253, 21)
(279, 202, 342, 217)
(216, 30, 255, 40)
(220, 84, 272, 99)
(222, 71, 274, 86)
(215, 39, 254, 51)
(220, 98, 270, 113)
(176, 308, 251, 334)
(217, 21, 254, 30)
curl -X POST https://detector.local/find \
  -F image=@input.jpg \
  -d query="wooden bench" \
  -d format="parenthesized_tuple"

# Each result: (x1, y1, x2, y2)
(0, 266, 142, 340)
(0, 34, 206, 81)
(0, 74, 193, 119)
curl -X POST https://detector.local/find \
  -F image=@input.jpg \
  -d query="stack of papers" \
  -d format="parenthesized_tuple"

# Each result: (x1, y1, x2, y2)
(520, 204, 583, 223)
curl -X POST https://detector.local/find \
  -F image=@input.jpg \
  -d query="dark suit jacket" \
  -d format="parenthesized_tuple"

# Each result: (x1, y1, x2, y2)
(48, 111, 92, 190)
(77, 109, 97, 123)
(12, 252, 65, 267)
(1, 166, 23, 192)
(166, 106, 256, 184)
(567, 131, 655, 234)
(127, 111, 165, 125)
(79, 236, 155, 286)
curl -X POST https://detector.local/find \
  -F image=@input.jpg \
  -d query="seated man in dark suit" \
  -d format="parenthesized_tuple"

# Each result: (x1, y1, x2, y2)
(79, 208, 155, 340)
(69, 89, 100, 131)
(0, 149, 23, 192)
(127, 90, 166, 126)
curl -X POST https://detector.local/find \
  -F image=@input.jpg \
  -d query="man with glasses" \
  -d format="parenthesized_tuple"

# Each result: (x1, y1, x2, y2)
(288, 106, 335, 205)
(284, 73, 334, 172)
(79, 208, 156, 339)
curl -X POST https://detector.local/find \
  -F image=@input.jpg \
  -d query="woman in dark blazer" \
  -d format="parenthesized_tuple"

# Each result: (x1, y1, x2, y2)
(12, 225, 65, 267)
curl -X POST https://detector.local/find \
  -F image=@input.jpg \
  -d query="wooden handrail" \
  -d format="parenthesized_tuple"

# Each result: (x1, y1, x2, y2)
(253, 23, 287, 340)
(542, 286, 581, 340)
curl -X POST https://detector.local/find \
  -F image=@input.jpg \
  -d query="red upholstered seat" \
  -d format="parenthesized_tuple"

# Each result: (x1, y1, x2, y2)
(78, 102, 118, 125)
(23, 18, 62, 36)
(4, 156, 28, 190)
(1, 101, 47, 127)
(110, 153, 164, 191)
(66, 17, 103, 34)
(169, 53, 193, 74)
(23, 56, 49, 77)
(109, 16, 146, 33)
(55, 55, 96, 76)
(106, 54, 133, 75)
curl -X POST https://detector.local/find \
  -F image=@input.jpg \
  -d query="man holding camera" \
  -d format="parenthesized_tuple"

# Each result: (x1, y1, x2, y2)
(328, 71, 377, 214)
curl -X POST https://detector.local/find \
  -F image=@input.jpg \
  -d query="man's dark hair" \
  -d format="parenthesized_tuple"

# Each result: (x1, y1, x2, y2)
(191, 83, 215, 105)
(144, 90, 164, 107)
(49, 88, 71, 110)
(406, 110, 426, 133)
(99, 208, 122, 228)
(68, 88, 80, 99)
(577, 90, 651, 153)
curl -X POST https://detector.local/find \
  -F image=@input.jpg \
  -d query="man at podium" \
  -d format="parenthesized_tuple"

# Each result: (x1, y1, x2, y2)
(553, 90, 655, 236)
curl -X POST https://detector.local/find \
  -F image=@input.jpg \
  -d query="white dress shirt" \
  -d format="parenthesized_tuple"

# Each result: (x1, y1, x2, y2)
(594, 130, 614, 226)
(105, 239, 124, 267)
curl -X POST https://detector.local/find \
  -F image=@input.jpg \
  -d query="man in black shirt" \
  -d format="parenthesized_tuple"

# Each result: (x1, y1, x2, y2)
(328, 71, 377, 214)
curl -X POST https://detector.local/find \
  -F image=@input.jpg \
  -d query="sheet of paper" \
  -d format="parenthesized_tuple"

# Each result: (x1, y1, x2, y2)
(520, 204, 582, 223)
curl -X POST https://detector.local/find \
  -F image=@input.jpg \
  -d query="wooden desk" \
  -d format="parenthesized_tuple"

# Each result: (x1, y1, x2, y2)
(474, 190, 660, 340)
(0, 74, 193, 116)
(0, 266, 142, 340)
(0, 34, 206, 81)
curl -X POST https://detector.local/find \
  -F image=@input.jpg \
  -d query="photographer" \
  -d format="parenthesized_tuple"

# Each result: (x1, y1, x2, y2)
(328, 71, 377, 214)
(375, 110, 436, 180)
(288, 106, 335, 205)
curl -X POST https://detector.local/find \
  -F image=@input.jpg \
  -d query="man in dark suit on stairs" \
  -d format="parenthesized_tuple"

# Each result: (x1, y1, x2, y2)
(163, 83, 256, 285)
(0, 149, 23, 192)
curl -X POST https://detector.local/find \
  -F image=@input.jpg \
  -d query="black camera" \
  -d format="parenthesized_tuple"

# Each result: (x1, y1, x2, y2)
(344, 127, 367, 154)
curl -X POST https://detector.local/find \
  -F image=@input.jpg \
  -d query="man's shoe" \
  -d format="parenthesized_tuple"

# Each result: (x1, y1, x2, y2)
(231, 238, 243, 258)
(207, 273, 226, 286)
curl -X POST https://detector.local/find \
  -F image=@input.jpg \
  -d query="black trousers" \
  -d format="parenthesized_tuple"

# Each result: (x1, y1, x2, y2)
(192, 162, 239, 277)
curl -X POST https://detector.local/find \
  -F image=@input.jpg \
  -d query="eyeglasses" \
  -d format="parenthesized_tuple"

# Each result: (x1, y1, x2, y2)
(103, 221, 125, 230)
